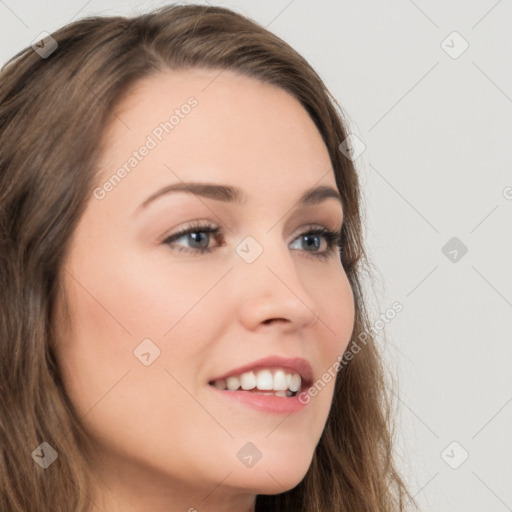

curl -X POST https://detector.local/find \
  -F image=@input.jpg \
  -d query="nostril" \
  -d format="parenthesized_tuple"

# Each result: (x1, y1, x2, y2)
(262, 318, 287, 325)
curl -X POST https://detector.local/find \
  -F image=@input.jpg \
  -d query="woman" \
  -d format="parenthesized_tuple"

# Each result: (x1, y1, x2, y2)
(0, 4, 417, 511)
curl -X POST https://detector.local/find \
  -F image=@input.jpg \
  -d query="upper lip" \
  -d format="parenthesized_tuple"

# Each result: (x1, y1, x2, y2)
(208, 355, 314, 388)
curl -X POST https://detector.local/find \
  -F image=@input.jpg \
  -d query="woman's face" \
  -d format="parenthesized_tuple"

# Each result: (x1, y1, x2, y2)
(53, 68, 355, 508)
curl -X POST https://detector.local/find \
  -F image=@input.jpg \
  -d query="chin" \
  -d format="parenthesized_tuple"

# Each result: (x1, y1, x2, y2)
(237, 469, 307, 496)
(226, 448, 313, 495)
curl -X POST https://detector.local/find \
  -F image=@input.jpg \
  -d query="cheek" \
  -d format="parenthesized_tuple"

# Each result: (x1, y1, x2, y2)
(61, 239, 224, 347)
(52, 254, 221, 466)
(54, 246, 226, 412)
(312, 266, 355, 359)
(305, 268, 355, 410)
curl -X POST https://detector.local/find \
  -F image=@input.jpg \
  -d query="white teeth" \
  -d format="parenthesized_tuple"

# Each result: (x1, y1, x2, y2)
(240, 371, 257, 390)
(255, 369, 273, 390)
(273, 369, 288, 391)
(211, 367, 303, 394)
(226, 376, 240, 391)
(289, 373, 301, 392)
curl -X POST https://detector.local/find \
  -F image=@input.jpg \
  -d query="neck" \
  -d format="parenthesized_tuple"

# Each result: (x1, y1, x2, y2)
(85, 448, 257, 512)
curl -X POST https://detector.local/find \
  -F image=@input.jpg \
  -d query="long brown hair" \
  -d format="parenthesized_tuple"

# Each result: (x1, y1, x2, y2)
(0, 4, 417, 511)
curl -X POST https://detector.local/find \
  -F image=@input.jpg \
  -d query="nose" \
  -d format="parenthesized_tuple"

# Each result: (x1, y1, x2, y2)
(234, 234, 320, 332)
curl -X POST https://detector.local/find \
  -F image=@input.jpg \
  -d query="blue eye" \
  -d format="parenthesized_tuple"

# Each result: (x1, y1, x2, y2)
(163, 224, 223, 253)
(288, 227, 343, 260)
(162, 222, 343, 261)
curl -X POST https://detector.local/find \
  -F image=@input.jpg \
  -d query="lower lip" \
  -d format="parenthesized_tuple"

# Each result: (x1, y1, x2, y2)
(208, 386, 308, 414)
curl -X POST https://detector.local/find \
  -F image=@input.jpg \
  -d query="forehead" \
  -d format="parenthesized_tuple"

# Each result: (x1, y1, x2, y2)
(94, 68, 336, 211)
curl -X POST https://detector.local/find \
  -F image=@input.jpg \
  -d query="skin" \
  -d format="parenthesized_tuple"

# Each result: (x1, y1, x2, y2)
(53, 68, 355, 512)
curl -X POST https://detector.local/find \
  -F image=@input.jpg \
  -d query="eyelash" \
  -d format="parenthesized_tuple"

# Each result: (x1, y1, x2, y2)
(162, 222, 344, 261)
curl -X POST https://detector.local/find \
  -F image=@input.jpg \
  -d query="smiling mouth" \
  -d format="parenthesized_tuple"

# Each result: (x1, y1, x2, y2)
(208, 367, 302, 398)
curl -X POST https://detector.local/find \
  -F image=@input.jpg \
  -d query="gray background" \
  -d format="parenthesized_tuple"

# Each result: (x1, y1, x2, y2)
(1, 1, 511, 510)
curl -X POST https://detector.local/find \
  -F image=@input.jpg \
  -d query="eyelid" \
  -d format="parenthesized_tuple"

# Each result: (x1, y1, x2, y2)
(161, 220, 344, 261)
(161, 219, 341, 243)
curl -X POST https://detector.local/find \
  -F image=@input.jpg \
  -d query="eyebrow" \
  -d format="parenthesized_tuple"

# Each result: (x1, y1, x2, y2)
(135, 181, 343, 213)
